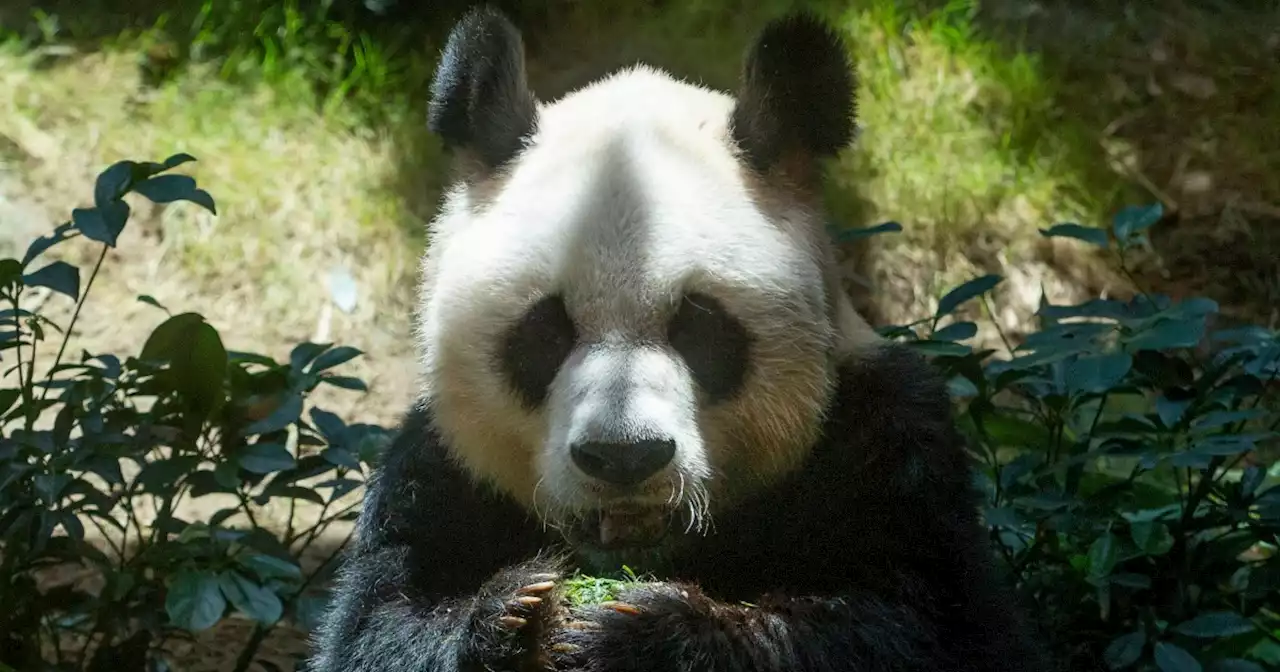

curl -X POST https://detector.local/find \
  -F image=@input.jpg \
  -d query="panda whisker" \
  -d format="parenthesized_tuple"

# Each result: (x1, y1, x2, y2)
(531, 476, 554, 530)
(668, 472, 686, 508)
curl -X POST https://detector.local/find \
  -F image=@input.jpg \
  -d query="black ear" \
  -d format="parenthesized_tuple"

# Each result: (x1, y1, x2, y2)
(730, 12, 856, 173)
(427, 6, 538, 170)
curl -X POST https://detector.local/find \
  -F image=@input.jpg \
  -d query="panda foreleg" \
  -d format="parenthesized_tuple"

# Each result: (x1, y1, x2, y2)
(549, 580, 946, 672)
(311, 548, 572, 672)
(308, 403, 562, 672)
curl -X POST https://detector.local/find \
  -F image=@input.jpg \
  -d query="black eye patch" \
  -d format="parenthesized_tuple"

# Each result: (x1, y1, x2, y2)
(498, 294, 578, 408)
(667, 292, 752, 403)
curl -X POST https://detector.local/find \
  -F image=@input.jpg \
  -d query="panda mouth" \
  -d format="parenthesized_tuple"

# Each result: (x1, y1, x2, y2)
(572, 505, 672, 550)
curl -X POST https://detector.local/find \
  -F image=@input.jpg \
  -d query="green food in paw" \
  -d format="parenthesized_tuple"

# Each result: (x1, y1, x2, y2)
(561, 569, 644, 607)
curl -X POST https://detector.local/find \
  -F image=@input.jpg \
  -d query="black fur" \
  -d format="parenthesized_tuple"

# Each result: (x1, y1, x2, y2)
(668, 292, 754, 404)
(309, 343, 1046, 671)
(427, 5, 538, 169)
(499, 293, 579, 409)
(730, 12, 857, 172)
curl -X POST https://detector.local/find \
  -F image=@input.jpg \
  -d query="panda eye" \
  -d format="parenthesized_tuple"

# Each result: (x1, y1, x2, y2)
(499, 294, 578, 408)
(667, 292, 752, 403)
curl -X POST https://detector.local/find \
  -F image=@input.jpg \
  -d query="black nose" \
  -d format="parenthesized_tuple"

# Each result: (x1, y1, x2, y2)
(570, 438, 677, 486)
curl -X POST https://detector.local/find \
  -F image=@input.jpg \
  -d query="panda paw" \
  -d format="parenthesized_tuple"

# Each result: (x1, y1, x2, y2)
(461, 565, 569, 672)
(550, 582, 714, 672)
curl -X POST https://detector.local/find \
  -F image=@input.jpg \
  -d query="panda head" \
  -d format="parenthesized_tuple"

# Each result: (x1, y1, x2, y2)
(417, 6, 879, 559)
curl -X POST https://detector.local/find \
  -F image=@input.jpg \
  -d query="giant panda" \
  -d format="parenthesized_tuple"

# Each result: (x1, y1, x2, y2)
(310, 6, 1045, 672)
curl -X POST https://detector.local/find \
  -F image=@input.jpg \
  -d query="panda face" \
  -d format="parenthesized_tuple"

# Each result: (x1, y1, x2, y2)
(417, 9, 874, 557)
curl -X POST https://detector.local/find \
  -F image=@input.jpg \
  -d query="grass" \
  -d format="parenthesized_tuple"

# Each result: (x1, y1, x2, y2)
(561, 568, 645, 608)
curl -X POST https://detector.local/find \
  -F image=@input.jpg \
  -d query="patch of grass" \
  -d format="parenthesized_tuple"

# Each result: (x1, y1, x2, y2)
(561, 567, 646, 607)
(822, 1, 1116, 250)
(0, 42, 422, 311)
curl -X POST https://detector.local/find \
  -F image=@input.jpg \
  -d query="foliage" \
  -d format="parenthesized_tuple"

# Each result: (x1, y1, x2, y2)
(0, 157, 391, 672)
(867, 210, 1280, 671)
(3, 156, 1277, 672)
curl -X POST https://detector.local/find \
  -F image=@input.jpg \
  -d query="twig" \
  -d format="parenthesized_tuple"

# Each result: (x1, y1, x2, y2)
(40, 244, 109, 404)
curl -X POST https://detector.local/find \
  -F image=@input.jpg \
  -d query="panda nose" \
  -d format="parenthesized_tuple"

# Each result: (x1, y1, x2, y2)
(570, 438, 677, 486)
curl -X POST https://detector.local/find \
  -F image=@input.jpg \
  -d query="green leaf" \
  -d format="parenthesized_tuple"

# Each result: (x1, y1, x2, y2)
(320, 375, 368, 392)
(1156, 396, 1192, 428)
(137, 455, 201, 492)
(309, 345, 363, 373)
(238, 443, 296, 474)
(137, 294, 170, 314)
(132, 174, 218, 214)
(1191, 409, 1265, 432)
(1113, 203, 1164, 242)
(1153, 642, 1201, 672)
(932, 321, 978, 342)
(238, 552, 303, 582)
(830, 221, 903, 242)
(1104, 631, 1145, 670)
(289, 342, 332, 373)
(1126, 318, 1207, 351)
(243, 393, 303, 435)
(906, 340, 972, 357)
(1171, 612, 1257, 639)
(1064, 352, 1133, 395)
(94, 160, 136, 207)
(213, 461, 240, 489)
(1131, 521, 1175, 556)
(1240, 466, 1264, 497)
(34, 473, 72, 503)
(1041, 223, 1109, 248)
(1088, 532, 1119, 579)
(310, 407, 347, 443)
(1190, 433, 1269, 457)
(935, 274, 1002, 318)
(165, 570, 226, 632)
(23, 261, 81, 302)
(139, 313, 227, 420)
(163, 153, 198, 170)
(0, 259, 23, 293)
(179, 320, 228, 419)
(0, 389, 19, 417)
(72, 201, 131, 247)
(218, 570, 282, 624)
(140, 312, 204, 361)
(294, 592, 331, 633)
(22, 222, 76, 268)
(321, 446, 360, 470)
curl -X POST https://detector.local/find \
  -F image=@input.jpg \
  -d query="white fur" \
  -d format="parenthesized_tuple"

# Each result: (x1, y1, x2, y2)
(415, 65, 879, 529)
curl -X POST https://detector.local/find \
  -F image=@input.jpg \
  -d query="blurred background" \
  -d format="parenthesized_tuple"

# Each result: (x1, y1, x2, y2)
(1, 0, 1276, 430)
(0, 1, 1276, 668)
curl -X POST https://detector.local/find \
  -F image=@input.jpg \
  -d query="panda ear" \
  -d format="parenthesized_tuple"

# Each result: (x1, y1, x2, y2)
(730, 12, 856, 173)
(427, 6, 538, 171)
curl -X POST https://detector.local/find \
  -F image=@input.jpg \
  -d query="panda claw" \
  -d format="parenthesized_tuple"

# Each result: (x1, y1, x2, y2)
(518, 580, 556, 595)
(499, 615, 528, 629)
(551, 643, 581, 654)
(528, 572, 560, 582)
(564, 620, 600, 630)
(509, 595, 543, 609)
(600, 601, 641, 616)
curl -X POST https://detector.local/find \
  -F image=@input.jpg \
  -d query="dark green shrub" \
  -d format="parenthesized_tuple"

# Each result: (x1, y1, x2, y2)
(870, 205, 1280, 671)
(0, 157, 389, 672)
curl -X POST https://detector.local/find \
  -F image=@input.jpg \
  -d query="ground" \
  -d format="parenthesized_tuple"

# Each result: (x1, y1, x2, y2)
(0, 1, 1277, 670)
